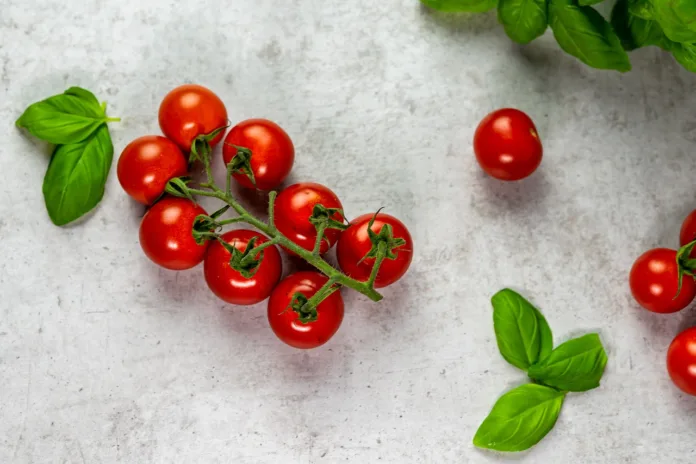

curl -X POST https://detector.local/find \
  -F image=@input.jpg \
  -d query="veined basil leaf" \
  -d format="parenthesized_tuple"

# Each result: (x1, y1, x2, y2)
(549, 0, 632, 72)
(16, 87, 106, 144)
(42, 124, 114, 225)
(611, 0, 666, 50)
(650, 0, 696, 44)
(498, 0, 548, 44)
(492, 289, 553, 371)
(473, 384, 565, 452)
(670, 41, 696, 72)
(528, 333, 608, 392)
(419, 0, 498, 13)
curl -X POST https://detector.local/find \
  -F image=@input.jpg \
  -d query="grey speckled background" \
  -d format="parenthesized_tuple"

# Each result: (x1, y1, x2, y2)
(2, 0, 696, 463)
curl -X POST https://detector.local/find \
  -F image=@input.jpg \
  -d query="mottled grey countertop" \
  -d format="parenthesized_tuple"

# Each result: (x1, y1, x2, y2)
(2, 1, 696, 463)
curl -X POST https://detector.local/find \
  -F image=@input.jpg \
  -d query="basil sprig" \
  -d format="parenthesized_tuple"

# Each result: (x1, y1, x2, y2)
(474, 289, 608, 453)
(16, 87, 120, 225)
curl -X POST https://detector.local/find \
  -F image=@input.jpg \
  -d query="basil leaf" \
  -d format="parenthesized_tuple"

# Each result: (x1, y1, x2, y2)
(629, 0, 655, 20)
(473, 384, 565, 452)
(492, 289, 553, 370)
(528, 333, 608, 392)
(42, 124, 114, 225)
(578, 0, 604, 5)
(650, 0, 696, 44)
(548, 0, 632, 72)
(16, 87, 106, 144)
(670, 41, 696, 72)
(419, 0, 498, 13)
(611, 0, 666, 50)
(498, 0, 548, 44)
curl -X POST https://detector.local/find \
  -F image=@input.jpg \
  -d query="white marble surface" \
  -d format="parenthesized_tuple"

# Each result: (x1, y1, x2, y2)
(2, 1, 696, 463)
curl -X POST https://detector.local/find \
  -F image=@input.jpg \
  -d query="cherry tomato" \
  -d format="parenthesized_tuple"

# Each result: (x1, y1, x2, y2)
(274, 183, 344, 254)
(117, 135, 188, 205)
(629, 248, 696, 313)
(667, 327, 696, 396)
(267, 272, 344, 349)
(473, 108, 543, 181)
(337, 213, 413, 288)
(222, 119, 295, 190)
(158, 84, 228, 152)
(139, 197, 209, 270)
(204, 229, 282, 305)
(680, 209, 696, 247)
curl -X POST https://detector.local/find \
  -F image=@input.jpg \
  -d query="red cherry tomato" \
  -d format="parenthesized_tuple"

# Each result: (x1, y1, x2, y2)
(158, 84, 228, 152)
(204, 229, 282, 305)
(267, 272, 344, 349)
(680, 209, 696, 247)
(222, 119, 295, 190)
(667, 327, 696, 396)
(274, 183, 344, 254)
(139, 197, 209, 270)
(473, 108, 543, 181)
(117, 135, 188, 205)
(337, 213, 413, 288)
(629, 248, 696, 313)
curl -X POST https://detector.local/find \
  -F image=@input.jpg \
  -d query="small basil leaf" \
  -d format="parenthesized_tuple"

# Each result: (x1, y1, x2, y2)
(528, 333, 608, 392)
(419, 0, 497, 13)
(611, 0, 666, 50)
(629, 0, 654, 20)
(578, 0, 604, 5)
(549, 0, 632, 72)
(650, 0, 696, 44)
(16, 88, 106, 144)
(498, 0, 548, 44)
(473, 384, 565, 452)
(492, 289, 553, 370)
(670, 41, 696, 72)
(42, 124, 114, 225)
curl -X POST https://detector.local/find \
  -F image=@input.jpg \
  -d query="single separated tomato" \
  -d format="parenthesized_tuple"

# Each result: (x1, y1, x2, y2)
(158, 84, 228, 152)
(222, 119, 295, 190)
(667, 327, 696, 396)
(680, 209, 696, 247)
(274, 183, 345, 254)
(267, 272, 344, 349)
(337, 213, 413, 288)
(473, 108, 542, 181)
(204, 229, 282, 305)
(139, 197, 209, 270)
(117, 135, 188, 205)
(629, 248, 696, 314)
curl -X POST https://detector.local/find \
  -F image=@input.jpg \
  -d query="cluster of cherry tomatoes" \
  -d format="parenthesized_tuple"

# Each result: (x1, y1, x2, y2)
(116, 84, 413, 349)
(629, 211, 696, 396)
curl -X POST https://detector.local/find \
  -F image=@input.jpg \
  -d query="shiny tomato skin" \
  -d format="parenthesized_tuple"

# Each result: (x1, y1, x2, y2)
(667, 327, 696, 396)
(139, 197, 209, 270)
(117, 135, 188, 205)
(267, 272, 344, 349)
(629, 248, 696, 314)
(158, 84, 228, 152)
(204, 229, 282, 305)
(337, 213, 413, 288)
(680, 210, 696, 247)
(473, 108, 543, 181)
(274, 183, 344, 254)
(222, 119, 295, 190)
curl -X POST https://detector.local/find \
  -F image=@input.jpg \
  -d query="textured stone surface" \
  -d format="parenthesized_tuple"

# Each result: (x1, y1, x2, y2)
(2, 1, 696, 462)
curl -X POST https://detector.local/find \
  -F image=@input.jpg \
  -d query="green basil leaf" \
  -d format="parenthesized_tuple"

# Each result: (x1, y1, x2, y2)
(419, 0, 498, 13)
(498, 0, 548, 44)
(42, 124, 114, 225)
(670, 41, 696, 72)
(578, 0, 604, 6)
(629, 0, 655, 20)
(549, 0, 632, 72)
(473, 384, 565, 452)
(16, 87, 106, 144)
(528, 333, 608, 392)
(611, 0, 666, 50)
(650, 0, 696, 44)
(492, 289, 553, 370)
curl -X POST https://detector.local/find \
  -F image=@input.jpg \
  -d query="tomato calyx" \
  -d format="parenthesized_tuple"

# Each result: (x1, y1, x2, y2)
(192, 205, 231, 244)
(308, 204, 348, 255)
(189, 124, 230, 164)
(358, 210, 409, 288)
(222, 236, 266, 278)
(676, 239, 696, 296)
(165, 176, 195, 202)
(224, 143, 257, 187)
(288, 293, 319, 324)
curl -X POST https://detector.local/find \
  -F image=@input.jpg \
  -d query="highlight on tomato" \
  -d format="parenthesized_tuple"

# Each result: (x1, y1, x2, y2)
(117, 135, 188, 205)
(158, 84, 228, 152)
(222, 119, 295, 191)
(204, 229, 282, 305)
(139, 197, 209, 270)
(267, 272, 344, 349)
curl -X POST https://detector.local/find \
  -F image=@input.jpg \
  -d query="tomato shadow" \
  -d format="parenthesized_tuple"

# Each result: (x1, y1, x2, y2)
(477, 169, 551, 216)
